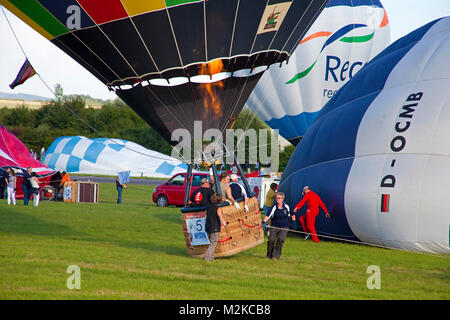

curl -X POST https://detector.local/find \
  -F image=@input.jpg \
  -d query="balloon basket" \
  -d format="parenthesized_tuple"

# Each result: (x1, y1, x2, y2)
(63, 181, 99, 203)
(181, 196, 264, 258)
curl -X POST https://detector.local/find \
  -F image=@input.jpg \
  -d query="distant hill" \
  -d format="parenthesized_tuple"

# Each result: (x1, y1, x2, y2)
(0, 92, 113, 106)
(63, 94, 110, 105)
(0, 91, 51, 101)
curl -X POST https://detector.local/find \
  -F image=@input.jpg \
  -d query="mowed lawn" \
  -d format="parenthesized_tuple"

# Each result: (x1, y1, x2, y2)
(0, 182, 448, 300)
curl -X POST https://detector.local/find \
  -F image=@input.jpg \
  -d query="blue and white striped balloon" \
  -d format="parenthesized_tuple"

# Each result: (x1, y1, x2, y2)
(43, 136, 187, 178)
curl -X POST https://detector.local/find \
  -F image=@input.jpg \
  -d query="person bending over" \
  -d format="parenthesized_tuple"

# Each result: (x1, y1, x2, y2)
(293, 186, 330, 242)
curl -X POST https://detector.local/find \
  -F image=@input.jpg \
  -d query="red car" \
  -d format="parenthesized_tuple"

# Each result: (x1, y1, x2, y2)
(152, 172, 209, 207)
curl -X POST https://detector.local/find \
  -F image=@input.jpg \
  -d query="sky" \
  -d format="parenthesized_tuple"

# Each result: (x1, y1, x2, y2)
(0, 0, 449, 101)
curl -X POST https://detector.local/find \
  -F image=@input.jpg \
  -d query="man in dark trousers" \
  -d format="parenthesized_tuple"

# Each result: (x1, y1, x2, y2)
(262, 192, 296, 260)
(293, 186, 330, 242)
(0, 167, 11, 199)
(22, 166, 32, 206)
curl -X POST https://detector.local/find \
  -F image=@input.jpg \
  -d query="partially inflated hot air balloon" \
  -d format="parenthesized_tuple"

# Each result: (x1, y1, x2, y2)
(0, 124, 55, 199)
(248, 0, 390, 145)
(280, 17, 450, 254)
(1, 0, 329, 258)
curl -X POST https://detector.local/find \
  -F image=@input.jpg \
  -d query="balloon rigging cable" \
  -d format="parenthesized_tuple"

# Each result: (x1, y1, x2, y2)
(266, 225, 449, 259)
(0, 5, 187, 165)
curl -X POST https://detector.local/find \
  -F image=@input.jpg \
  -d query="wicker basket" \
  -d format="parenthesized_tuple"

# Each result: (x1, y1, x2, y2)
(181, 196, 264, 258)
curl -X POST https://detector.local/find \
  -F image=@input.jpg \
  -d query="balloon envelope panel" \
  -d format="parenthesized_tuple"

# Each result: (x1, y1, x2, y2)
(280, 17, 450, 254)
(247, 0, 390, 144)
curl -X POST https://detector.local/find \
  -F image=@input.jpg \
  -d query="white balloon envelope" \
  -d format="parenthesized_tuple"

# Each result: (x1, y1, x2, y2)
(248, 0, 390, 144)
(280, 16, 450, 254)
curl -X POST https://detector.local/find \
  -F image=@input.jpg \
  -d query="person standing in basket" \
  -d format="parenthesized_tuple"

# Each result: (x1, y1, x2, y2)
(204, 193, 227, 262)
(229, 174, 249, 212)
(210, 172, 240, 210)
(262, 192, 296, 260)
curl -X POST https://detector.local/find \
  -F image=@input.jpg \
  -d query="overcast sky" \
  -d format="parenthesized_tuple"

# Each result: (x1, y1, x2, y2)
(0, 0, 449, 101)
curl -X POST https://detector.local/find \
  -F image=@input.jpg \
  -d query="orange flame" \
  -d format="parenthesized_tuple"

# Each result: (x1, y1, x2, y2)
(199, 60, 225, 118)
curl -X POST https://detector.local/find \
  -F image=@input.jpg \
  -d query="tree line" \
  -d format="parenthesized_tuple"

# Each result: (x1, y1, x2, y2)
(0, 97, 172, 156)
(0, 97, 294, 171)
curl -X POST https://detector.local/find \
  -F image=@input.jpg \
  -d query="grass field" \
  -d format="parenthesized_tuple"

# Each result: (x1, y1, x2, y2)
(0, 182, 448, 300)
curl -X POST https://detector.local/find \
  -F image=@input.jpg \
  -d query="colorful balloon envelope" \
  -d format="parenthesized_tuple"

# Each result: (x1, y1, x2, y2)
(0, 124, 55, 177)
(247, 0, 390, 145)
(1, 0, 329, 146)
(280, 16, 450, 254)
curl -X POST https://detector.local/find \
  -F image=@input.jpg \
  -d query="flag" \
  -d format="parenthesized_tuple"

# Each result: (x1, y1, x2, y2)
(381, 194, 390, 213)
(9, 59, 36, 89)
(118, 170, 131, 184)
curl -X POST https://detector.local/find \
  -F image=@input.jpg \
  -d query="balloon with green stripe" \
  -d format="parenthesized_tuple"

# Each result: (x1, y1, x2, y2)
(247, 0, 391, 146)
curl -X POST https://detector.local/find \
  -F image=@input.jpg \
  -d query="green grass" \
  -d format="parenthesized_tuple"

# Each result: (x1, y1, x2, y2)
(0, 183, 448, 300)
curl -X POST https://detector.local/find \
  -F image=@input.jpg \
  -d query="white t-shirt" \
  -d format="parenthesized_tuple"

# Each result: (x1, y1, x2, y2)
(30, 177, 39, 189)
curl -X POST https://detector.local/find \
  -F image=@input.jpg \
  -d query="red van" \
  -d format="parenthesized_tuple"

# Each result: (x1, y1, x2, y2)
(152, 172, 209, 207)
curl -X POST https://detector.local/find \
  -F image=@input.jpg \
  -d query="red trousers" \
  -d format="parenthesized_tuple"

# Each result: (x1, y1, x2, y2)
(299, 209, 320, 242)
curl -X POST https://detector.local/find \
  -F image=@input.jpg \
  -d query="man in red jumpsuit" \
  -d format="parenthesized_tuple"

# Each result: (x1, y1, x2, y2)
(293, 186, 330, 242)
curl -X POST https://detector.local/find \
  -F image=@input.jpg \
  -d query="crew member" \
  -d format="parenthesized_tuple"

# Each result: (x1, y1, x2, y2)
(189, 178, 215, 207)
(263, 183, 278, 215)
(262, 192, 296, 260)
(293, 186, 330, 242)
(204, 193, 227, 262)
(60, 171, 71, 188)
(116, 175, 127, 204)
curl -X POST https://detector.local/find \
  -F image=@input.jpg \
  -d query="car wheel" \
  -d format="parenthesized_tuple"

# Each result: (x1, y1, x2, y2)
(156, 195, 168, 207)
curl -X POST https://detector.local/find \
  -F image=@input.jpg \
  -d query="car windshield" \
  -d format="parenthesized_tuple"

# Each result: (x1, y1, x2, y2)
(167, 174, 185, 186)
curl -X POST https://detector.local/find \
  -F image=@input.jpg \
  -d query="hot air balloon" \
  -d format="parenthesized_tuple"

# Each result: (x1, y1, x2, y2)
(1, 0, 328, 146)
(1, 0, 330, 258)
(280, 16, 450, 254)
(0, 124, 56, 199)
(43, 136, 188, 178)
(247, 0, 391, 145)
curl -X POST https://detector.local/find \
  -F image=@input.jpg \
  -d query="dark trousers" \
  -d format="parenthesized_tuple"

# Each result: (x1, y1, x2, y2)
(116, 185, 123, 204)
(23, 185, 31, 205)
(267, 228, 288, 260)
